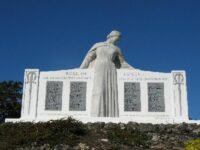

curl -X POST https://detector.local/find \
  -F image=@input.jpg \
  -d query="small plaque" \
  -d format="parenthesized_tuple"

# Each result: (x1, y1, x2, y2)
(148, 83, 165, 112)
(45, 81, 63, 110)
(69, 82, 87, 111)
(124, 82, 141, 111)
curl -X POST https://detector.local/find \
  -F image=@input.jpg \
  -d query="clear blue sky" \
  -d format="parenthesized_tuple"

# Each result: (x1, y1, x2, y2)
(0, 0, 199, 119)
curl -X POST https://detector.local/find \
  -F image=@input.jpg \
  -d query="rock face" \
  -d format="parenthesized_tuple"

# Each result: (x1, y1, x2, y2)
(3, 119, 199, 150)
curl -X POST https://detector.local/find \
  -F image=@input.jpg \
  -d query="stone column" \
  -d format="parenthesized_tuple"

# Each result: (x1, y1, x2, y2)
(21, 69, 40, 120)
(172, 71, 189, 121)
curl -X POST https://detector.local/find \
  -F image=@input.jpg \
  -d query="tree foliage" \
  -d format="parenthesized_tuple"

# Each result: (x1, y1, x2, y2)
(0, 81, 22, 123)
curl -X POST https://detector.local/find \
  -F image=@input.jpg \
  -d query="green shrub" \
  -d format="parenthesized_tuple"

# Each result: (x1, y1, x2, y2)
(0, 117, 88, 149)
(185, 138, 200, 150)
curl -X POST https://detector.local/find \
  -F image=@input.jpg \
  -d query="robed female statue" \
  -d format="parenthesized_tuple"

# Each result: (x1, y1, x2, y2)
(80, 30, 134, 117)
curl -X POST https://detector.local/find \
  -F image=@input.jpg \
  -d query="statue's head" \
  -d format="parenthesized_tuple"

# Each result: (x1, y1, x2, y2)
(107, 30, 121, 44)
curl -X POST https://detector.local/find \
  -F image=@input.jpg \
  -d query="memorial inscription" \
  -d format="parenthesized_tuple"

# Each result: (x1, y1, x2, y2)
(69, 82, 87, 111)
(124, 82, 141, 111)
(148, 83, 165, 112)
(45, 81, 63, 110)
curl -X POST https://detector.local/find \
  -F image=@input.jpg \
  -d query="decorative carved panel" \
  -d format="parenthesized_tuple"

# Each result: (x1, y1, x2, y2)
(148, 83, 165, 112)
(124, 82, 141, 111)
(45, 81, 63, 110)
(69, 82, 87, 111)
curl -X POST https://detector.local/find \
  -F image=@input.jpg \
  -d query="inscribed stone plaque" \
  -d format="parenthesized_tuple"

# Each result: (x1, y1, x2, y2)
(148, 83, 165, 112)
(124, 82, 141, 111)
(69, 82, 86, 111)
(45, 81, 63, 110)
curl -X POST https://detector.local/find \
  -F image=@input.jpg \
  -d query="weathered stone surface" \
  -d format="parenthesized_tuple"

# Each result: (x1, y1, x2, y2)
(100, 139, 109, 142)
(148, 83, 165, 112)
(54, 144, 71, 150)
(124, 82, 141, 111)
(69, 82, 87, 111)
(45, 81, 63, 110)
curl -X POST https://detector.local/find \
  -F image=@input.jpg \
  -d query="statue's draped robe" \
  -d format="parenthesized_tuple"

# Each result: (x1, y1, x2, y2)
(80, 42, 133, 117)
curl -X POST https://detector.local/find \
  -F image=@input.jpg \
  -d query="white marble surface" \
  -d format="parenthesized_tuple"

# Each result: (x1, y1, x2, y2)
(20, 69, 39, 120)
(80, 30, 133, 117)
(6, 68, 192, 124)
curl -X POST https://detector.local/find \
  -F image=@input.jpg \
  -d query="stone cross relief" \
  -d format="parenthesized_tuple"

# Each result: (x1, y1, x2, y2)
(173, 73, 184, 116)
(25, 71, 37, 114)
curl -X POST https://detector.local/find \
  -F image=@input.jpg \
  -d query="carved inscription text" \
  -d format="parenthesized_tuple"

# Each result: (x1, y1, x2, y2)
(45, 81, 63, 110)
(124, 82, 141, 111)
(69, 82, 87, 111)
(148, 83, 165, 112)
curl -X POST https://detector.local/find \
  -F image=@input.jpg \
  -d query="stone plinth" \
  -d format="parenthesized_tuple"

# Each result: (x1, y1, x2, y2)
(6, 68, 193, 124)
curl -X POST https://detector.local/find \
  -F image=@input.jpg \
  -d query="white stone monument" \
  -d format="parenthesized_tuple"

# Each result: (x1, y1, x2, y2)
(6, 30, 199, 124)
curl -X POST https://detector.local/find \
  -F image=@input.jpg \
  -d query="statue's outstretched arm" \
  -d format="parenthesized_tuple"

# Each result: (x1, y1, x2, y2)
(117, 49, 134, 69)
(80, 47, 96, 69)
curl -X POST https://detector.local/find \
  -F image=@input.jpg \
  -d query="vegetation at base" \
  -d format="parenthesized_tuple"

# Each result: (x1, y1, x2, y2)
(107, 124, 151, 148)
(0, 119, 200, 149)
(185, 138, 200, 150)
(0, 81, 22, 123)
(0, 117, 88, 149)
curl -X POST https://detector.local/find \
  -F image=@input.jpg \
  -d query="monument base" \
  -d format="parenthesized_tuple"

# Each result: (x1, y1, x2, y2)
(6, 68, 196, 124)
(5, 117, 200, 124)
